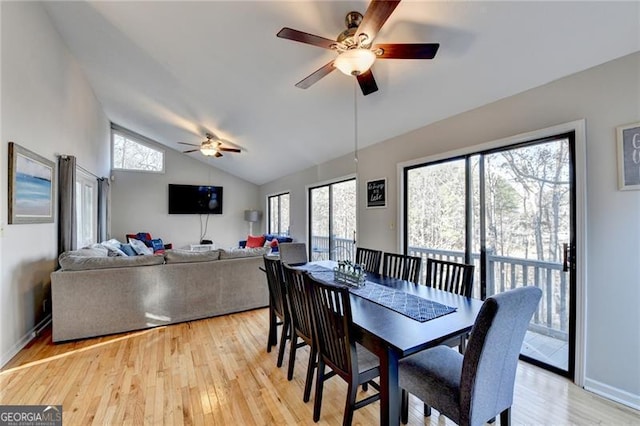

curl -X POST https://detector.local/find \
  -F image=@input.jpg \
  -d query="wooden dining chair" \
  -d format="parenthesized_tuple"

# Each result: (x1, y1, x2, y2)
(305, 274, 381, 426)
(399, 287, 542, 426)
(263, 255, 290, 367)
(279, 242, 308, 265)
(404, 255, 422, 284)
(281, 264, 317, 402)
(425, 258, 475, 298)
(425, 257, 475, 355)
(383, 252, 422, 284)
(355, 247, 382, 275)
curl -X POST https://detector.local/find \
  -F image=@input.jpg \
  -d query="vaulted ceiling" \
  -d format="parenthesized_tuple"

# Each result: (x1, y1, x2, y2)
(44, 1, 640, 185)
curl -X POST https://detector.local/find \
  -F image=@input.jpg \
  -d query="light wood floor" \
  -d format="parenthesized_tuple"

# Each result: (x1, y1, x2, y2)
(1, 308, 638, 425)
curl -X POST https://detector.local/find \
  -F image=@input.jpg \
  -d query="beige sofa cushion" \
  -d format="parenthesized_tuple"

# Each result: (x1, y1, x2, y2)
(59, 253, 165, 271)
(219, 247, 269, 259)
(164, 249, 220, 263)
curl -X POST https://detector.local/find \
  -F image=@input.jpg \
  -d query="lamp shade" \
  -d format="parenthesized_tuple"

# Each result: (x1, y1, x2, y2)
(244, 210, 262, 222)
(334, 49, 376, 76)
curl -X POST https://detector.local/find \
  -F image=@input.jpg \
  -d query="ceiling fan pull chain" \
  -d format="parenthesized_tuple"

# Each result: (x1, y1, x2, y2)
(354, 79, 359, 175)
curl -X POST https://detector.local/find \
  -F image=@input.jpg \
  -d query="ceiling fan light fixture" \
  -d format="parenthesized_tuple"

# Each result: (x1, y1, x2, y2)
(200, 142, 217, 156)
(334, 48, 376, 76)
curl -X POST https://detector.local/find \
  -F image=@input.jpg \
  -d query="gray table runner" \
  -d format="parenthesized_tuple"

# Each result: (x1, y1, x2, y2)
(300, 264, 456, 323)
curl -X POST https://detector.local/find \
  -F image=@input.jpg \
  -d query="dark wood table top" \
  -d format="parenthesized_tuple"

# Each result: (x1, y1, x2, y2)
(301, 260, 483, 357)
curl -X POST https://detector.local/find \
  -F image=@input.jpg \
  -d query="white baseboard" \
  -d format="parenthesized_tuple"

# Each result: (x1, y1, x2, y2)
(0, 315, 52, 368)
(584, 377, 640, 411)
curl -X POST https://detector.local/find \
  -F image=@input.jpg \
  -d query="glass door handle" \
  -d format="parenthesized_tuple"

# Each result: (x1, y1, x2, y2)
(563, 243, 570, 272)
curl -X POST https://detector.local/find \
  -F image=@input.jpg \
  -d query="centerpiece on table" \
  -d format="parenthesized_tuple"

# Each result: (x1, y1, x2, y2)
(334, 260, 366, 288)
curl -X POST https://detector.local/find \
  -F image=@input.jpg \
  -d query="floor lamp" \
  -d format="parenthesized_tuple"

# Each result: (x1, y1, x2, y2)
(244, 210, 262, 236)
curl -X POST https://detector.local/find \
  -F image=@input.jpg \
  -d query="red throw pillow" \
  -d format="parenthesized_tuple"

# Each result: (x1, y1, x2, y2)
(246, 235, 266, 248)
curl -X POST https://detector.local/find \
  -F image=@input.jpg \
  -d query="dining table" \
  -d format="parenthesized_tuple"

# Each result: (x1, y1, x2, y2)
(296, 260, 484, 426)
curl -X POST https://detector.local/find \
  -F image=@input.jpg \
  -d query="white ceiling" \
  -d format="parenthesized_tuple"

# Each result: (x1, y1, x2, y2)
(44, 1, 639, 185)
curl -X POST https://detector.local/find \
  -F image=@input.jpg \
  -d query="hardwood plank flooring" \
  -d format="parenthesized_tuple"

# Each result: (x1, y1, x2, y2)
(1, 308, 638, 425)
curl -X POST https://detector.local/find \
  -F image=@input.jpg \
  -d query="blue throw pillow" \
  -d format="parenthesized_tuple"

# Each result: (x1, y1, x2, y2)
(120, 244, 137, 256)
(150, 238, 164, 252)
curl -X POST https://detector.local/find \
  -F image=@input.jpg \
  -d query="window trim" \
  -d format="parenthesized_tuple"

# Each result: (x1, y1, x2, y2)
(111, 124, 165, 173)
(267, 191, 290, 236)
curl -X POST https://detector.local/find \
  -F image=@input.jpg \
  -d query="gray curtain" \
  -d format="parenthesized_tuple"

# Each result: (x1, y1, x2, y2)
(97, 177, 110, 242)
(58, 155, 77, 255)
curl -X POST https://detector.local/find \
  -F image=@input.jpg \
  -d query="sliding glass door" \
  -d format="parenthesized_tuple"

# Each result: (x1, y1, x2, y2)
(404, 133, 576, 377)
(309, 178, 356, 262)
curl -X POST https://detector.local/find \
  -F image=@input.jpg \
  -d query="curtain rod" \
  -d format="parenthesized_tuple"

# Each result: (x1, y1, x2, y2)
(57, 154, 101, 179)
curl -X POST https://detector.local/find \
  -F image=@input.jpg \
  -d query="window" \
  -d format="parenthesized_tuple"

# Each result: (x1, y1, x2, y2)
(403, 131, 577, 377)
(308, 178, 356, 262)
(268, 192, 290, 236)
(76, 169, 97, 248)
(112, 126, 164, 172)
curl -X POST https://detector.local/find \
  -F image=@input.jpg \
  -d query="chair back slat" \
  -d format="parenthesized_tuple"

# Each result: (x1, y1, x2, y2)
(355, 247, 382, 275)
(282, 264, 314, 344)
(425, 258, 475, 297)
(404, 255, 422, 284)
(383, 252, 405, 280)
(305, 275, 355, 380)
(263, 256, 287, 318)
(383, 252, 422, 284)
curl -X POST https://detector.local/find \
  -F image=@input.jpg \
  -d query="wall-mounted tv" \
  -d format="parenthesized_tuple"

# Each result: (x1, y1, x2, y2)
(168, 184, 223, 214)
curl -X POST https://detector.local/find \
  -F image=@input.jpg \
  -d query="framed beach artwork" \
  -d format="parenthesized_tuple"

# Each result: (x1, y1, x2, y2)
(617, 122, 640, 190)
(8, 142, 56, 224)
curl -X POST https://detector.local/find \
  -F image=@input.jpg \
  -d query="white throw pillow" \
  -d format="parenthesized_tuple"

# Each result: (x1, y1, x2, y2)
(128, 238, 153, 255)
(101, 239, 128, 256)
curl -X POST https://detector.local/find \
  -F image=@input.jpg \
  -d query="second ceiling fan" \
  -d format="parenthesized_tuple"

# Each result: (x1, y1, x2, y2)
(179, 133, 241, 158)
(277, 0, 439, 96)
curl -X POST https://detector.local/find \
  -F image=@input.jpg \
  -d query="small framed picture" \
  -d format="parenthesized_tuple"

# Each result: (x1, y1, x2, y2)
(8, 142, 56, 224)
(617, 122, 640, 190)
(366, 178, 386, 208)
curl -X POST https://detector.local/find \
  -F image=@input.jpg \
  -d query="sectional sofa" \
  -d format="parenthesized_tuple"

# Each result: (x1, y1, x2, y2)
(50, 247, 269, 342)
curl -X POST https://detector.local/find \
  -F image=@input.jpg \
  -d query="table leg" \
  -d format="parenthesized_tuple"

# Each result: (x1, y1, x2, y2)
(379, 347, 400, 426)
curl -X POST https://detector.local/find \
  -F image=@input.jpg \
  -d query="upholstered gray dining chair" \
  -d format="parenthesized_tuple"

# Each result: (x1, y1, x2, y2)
(399, 286, 542, 426)
(279, 242, 308, 265)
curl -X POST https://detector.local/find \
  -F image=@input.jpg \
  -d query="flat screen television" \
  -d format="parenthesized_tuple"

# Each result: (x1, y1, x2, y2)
(168, 184, 223, 214)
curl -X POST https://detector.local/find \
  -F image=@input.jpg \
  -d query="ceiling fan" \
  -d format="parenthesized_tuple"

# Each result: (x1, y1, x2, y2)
(178, 133, 241, 158)
(277, 0, 440, 96)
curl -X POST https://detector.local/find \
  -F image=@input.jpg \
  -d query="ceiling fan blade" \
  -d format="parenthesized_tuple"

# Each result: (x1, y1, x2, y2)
(182, 149, 199, 154)
(178, 142, 200, 147)
(357, 70, 378, 96)
(295, 61, 336, 89)
(356, 0, 401, 46)
(214, 152, 223, 158)
(218, 147, 241, 153)
(374, 43, 440, 59)
(277, 27, 337, 50)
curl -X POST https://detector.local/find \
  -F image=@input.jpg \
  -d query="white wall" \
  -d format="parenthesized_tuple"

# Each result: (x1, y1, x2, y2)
(111, 142, 261, 250)
(260, 52, 640, 408)
(0, 2, 110, 366)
